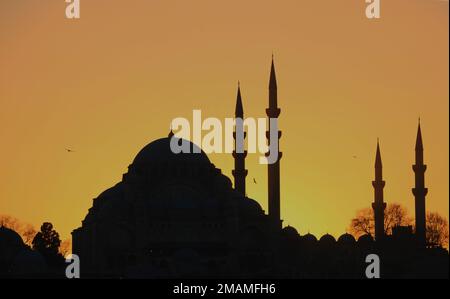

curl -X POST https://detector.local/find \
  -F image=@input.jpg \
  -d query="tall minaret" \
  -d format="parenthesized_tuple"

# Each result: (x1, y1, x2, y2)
(412, 120, 427, 247)
(232, 82, 248, 196)
(372, 140, 386, 242)
(266, 57, 282, 230)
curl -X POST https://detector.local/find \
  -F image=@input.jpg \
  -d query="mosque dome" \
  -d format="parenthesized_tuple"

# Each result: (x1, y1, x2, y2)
(282, 226, 300, 239)
(0, 226, 24, 251)
(73, 132, 275, 278)
(319, 234, 336, 246)
(238, 197, 264, 217)
(132, 137, 211, 168)
(301, 233, 318, 245)
(337, 233, 356, 245)
(357, 234, 374, 246)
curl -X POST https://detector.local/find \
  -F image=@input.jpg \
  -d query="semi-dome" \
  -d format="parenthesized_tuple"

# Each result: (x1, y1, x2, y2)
(238, 197, 264, 216)
(132, 137, 211, 167)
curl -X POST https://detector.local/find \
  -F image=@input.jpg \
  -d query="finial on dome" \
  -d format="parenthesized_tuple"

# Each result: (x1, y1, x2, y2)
(168, 125, 174, 138)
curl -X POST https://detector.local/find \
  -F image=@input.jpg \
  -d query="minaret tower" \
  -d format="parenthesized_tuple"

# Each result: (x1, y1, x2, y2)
(372, 139, 386, 242)
(232, 82, 248, 196)
(266, 57, 282, 230)
(412, 120, 427, 247)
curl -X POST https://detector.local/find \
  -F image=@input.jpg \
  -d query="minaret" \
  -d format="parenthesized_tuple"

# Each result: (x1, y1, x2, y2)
(412, 120, 427, 247)
(372, 139, 386, 242)
(232, 82, 248, 196)
(266, 57, 282, 230)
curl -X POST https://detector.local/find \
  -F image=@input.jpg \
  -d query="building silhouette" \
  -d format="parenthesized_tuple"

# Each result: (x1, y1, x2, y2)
(71, 59, 448, 278)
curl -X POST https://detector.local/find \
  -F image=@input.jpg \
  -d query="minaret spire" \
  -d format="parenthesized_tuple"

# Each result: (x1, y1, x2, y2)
(235, 81, 243, 118)
(269, 56, 277, 91)
(372, 139, 386, 242)
(232, 82, 247, 196)
(412, 120, 427, 247)
(266, 56, 282, 230)
(415, 120, 424, 162)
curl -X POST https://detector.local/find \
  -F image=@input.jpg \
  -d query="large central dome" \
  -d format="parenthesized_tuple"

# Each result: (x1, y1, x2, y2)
(132, 137, 211, 167)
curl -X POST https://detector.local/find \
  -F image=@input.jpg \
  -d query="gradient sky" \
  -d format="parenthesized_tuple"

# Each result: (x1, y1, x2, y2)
(0, 0, 448, 242)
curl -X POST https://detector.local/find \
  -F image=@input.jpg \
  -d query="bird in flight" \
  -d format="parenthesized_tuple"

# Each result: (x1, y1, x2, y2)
(352, 155, 357, 159)
(253, 178, 257, 184)
(65, 148, 75, 153)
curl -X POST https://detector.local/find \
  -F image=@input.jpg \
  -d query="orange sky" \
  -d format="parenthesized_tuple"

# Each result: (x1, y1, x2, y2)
(0, 0, 448, 242)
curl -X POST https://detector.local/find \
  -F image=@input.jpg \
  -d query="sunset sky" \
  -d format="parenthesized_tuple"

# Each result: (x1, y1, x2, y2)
(0, 0, 448, 242)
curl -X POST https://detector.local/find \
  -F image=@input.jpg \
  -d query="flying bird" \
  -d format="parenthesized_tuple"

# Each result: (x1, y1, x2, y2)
(65, 148, 75, 153)
(253, 178, 257, 184)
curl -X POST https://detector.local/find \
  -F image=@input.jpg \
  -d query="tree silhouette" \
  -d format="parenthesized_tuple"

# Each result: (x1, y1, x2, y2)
(349, 208, 373, 237)
(59, 239, 72, 257)
(349, 203, 412, 238)
(32, 222, 64, 267)
(383, 204, 411, 234)
(425, 212, 449, 248)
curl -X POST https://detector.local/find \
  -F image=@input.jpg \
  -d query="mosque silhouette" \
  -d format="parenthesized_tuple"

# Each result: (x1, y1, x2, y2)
(68, 58, 448, 278)
(0, 59, 447, 278)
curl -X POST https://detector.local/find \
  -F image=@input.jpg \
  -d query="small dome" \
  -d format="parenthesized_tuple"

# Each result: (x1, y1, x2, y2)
(0, 226, 24, 249)
(132, 137, 211, 168)
(337, 233, 356, 245)
(301, 233, 318, 244)
(282, 226, 300, 239)
(0, 227, 26, 265)
(319, 234, 336, 245)
(357, 234, 374, 246)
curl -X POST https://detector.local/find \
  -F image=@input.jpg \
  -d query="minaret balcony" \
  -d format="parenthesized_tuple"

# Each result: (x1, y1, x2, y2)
(412, 187, 428, 197)
(265, 131, 282, 139)
(372, 180, 385, 188)
(264, 151, 283, 160)
(412, 164, 427, 172)
(232, 151, 248, 158)
(265, 108, 281, 118)
(232, 169, 248, 176)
